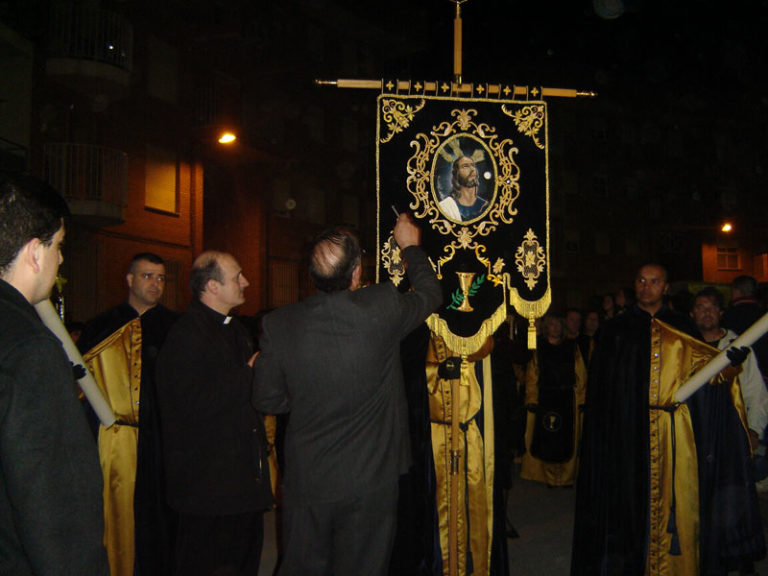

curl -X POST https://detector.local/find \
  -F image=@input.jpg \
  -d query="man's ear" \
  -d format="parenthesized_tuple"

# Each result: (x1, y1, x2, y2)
(27, 238, 43, 273)
(126, 273, 134, 289)
(205, 278, 218, 296)
(350, 264, 362, 290)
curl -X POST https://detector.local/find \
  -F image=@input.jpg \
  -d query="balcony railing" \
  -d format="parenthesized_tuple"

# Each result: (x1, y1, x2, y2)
(48, 4, 133, 72)
(44, 143, 127, 223)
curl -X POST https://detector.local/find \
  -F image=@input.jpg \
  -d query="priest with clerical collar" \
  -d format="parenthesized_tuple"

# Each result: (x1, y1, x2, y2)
(156, 251, 272, 576)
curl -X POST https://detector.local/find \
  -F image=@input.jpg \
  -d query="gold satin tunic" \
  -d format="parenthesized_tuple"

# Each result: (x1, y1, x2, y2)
(427, 335, 495, 576)
(83, 318, 142, 576)
(645, 319, 748, 576)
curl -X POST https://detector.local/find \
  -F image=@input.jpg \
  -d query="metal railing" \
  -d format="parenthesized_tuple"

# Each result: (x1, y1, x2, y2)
(43, 143, 127, 206)
(48, 4, 133, 71)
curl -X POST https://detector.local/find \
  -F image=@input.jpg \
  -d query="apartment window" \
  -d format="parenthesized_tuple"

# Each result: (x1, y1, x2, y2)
(716, 246, 740, 270)
(145, 145, 178, 213)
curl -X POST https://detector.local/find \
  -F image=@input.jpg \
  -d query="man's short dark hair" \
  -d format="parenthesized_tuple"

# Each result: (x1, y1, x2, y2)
(309, 228, 361, 292)
(189, 254, 223, 299)
(694, 286, 724, 311)
(732, 275, 758, 298)
(0, 171, 70, 276)
(129, 252, 165, 273)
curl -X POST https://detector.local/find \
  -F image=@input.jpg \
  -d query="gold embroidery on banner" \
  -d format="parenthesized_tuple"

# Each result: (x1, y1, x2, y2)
(381, 233, 405, 286)
(448, 272, 483, 312)
(435, 245, 504, 286)
(379, 99, 426, 143)
(503, 104, 546, 150)
(515, 229, 546, 290)
(406, 108, 521, 261)
(375, 95, 550, 349)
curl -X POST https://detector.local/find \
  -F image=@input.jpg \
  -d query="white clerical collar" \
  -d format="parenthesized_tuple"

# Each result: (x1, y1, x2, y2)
(223, 316, 232, 325)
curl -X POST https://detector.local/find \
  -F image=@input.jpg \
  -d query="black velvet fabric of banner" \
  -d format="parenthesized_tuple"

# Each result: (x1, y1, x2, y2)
(377, 94, 549, 344)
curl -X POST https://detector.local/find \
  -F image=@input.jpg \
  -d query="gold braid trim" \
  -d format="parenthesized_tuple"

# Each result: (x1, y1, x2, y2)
(427, 301, 507, 357)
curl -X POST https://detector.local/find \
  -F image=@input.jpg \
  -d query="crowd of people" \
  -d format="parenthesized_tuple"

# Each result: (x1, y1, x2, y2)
(2, 169, 768, 576)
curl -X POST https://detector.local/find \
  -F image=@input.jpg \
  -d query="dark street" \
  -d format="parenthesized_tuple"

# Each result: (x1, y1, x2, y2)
(259, 463, 768, 575)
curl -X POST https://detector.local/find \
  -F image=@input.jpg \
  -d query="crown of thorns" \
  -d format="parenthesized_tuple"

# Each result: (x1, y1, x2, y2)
(438, 139, 486, 164)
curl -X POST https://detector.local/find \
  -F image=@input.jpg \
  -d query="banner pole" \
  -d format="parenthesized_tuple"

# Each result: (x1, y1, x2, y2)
(453, 0, 464, 85)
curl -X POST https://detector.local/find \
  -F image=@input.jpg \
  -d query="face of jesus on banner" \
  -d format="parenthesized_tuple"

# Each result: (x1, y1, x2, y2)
(432, 136, 496, 223)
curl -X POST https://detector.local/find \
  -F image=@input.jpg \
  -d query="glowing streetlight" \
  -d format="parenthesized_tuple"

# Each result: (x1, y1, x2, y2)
(218, 131, 237, 144)
(721, 222, 733, 233)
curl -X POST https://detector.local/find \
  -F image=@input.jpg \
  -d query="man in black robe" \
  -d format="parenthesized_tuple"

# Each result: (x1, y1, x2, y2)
(572, 263, 764, 575)
(79, 252, 178, 576)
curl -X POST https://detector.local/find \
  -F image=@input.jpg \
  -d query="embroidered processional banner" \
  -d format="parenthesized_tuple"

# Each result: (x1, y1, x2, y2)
(377, 90, 550, 354)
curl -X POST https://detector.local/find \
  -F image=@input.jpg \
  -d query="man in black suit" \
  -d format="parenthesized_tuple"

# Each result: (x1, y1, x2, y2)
(156, 251, 272, 576)
(0, 171, 107, 575)
(253, 214, 441, 576)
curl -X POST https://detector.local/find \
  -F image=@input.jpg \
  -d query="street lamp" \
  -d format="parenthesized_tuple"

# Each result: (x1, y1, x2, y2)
(218, 131, 237, 144)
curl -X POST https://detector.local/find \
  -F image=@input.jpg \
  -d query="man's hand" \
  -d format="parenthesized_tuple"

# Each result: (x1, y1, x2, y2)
(727, 346, 751, 367)
(393, 213, 420, 249)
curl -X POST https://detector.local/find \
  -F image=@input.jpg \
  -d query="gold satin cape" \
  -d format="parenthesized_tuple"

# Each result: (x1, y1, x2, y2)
(83, 318, 142, 576)
(644, 319, 747, 576)
(426, 334, 495, 576)
(520, 343, 587, 486)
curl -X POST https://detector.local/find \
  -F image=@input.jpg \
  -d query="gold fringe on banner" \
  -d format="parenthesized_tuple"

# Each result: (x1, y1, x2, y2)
(427, 301, 508, 357)
(508, 285, 551, 350)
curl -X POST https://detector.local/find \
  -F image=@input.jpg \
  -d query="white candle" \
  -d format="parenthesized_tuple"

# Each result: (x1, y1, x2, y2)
(35, 299, 116, 427)
(675, 312, 768, 403)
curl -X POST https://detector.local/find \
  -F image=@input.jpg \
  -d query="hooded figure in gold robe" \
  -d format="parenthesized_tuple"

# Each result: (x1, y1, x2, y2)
(521, 314, 587, 487)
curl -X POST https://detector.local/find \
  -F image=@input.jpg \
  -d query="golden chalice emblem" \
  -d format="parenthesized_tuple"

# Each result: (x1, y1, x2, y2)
(456, 271, 476, 312)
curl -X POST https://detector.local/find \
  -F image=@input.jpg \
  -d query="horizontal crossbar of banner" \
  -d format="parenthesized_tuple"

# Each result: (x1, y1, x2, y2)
(315, 78, 596, 99)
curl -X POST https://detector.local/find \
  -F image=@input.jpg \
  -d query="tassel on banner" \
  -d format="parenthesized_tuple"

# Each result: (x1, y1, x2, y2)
(528, 319, 537, 350)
